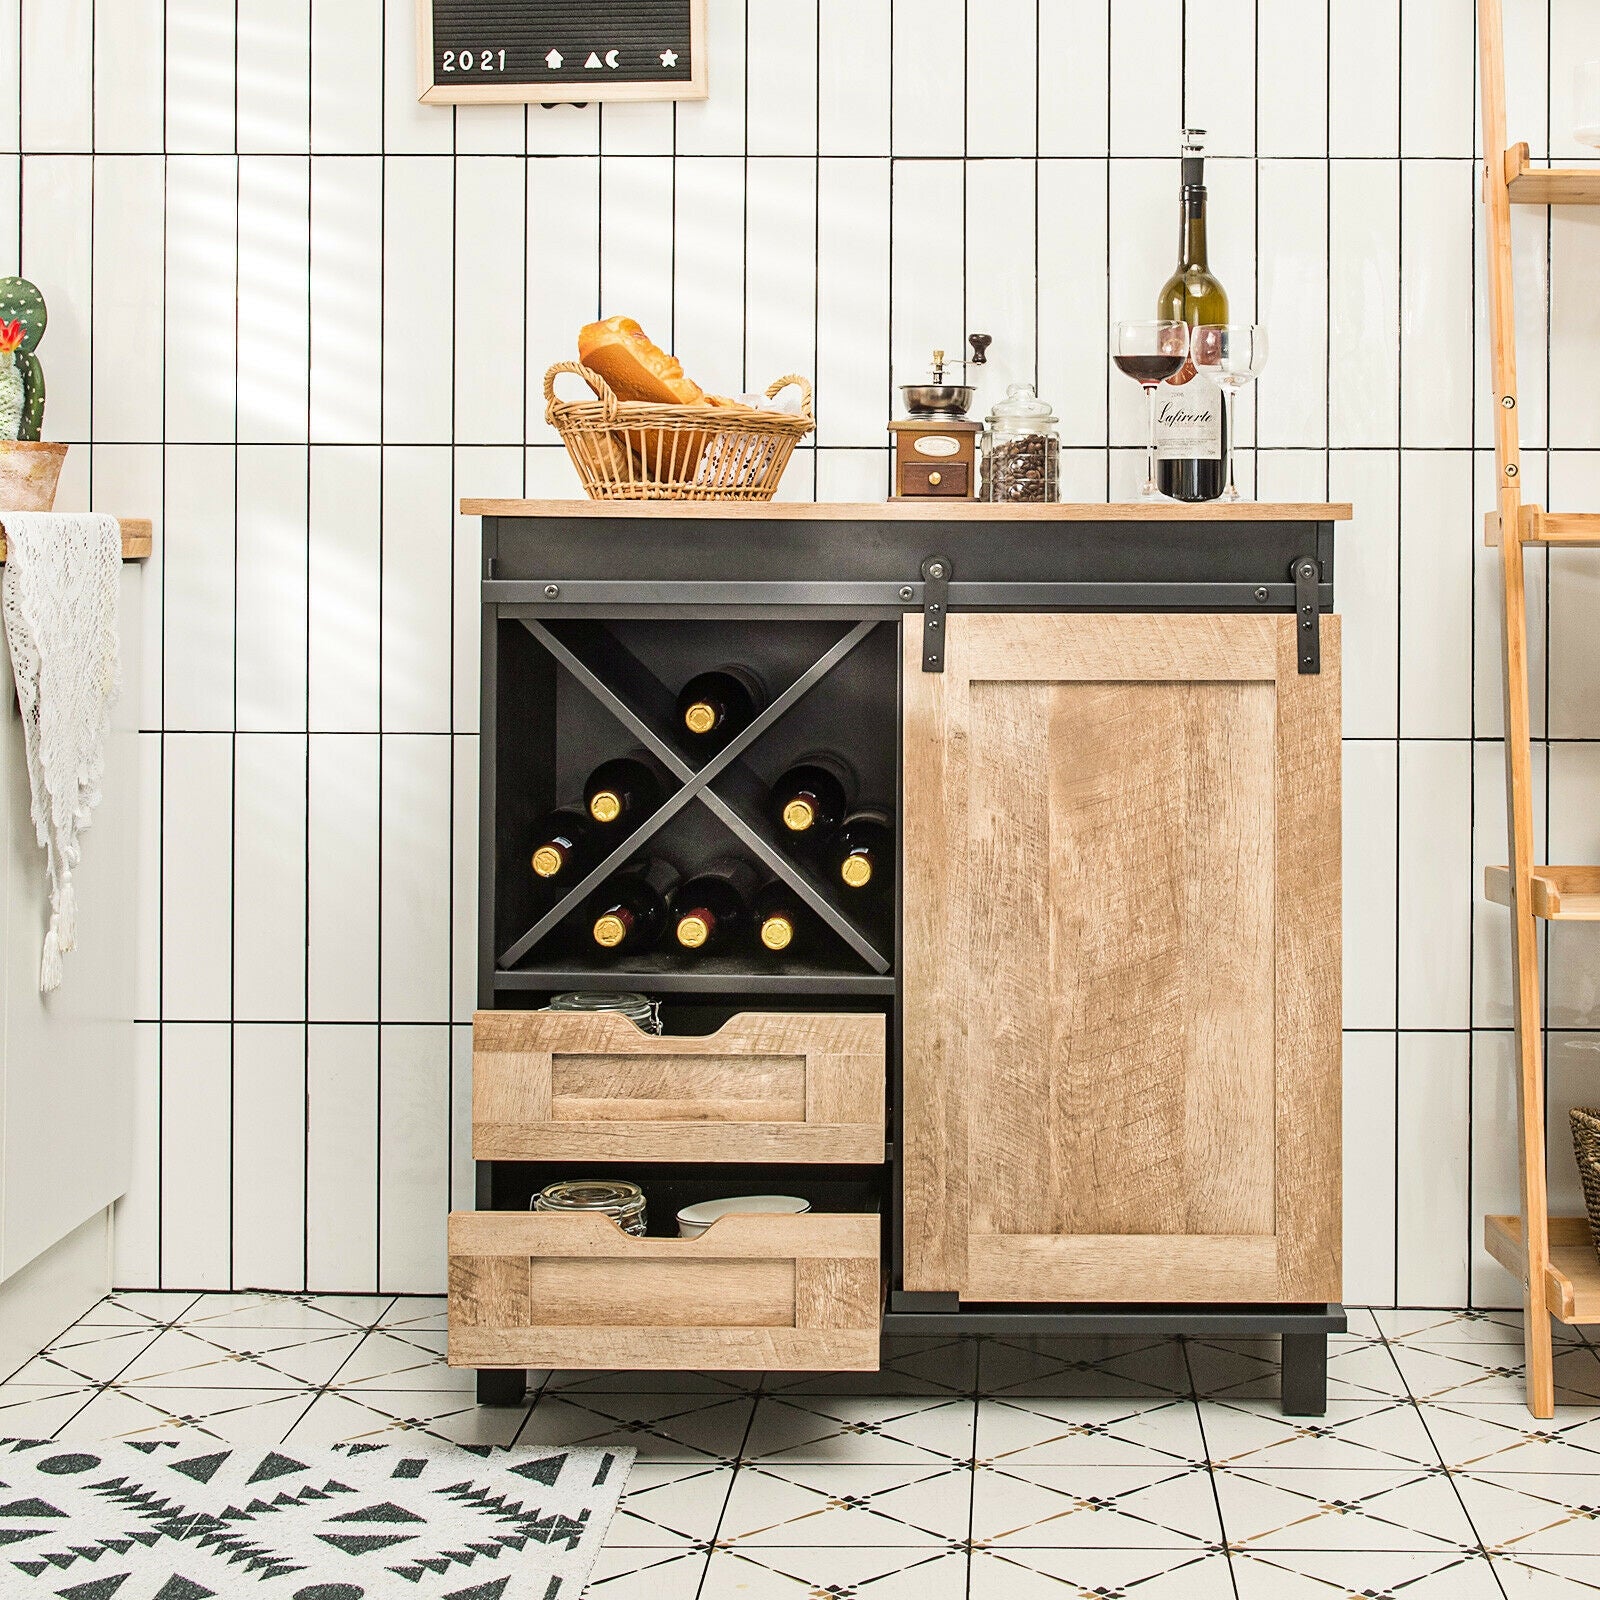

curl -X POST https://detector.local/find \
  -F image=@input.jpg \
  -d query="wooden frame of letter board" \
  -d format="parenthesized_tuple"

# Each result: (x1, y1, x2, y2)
(416, 0, 708, 104)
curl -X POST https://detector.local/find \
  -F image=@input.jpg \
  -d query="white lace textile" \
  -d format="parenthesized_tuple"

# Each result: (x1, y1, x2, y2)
(0, 511, 121, 991)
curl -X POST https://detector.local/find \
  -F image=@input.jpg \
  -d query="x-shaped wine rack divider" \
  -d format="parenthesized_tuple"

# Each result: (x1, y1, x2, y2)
(497, 616, 891, 974)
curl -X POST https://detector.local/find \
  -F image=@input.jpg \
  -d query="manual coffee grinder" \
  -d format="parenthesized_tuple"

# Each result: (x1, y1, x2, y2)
(889, 334, 990, 499)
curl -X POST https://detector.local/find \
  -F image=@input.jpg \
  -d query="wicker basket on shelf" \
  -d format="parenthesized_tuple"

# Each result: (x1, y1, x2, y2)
(1572, 1107, 1600, 1264)
(544, 361, 814, 502)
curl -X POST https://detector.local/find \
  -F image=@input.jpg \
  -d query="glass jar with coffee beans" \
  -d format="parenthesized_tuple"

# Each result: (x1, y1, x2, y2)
(980, 383, 1060, 504)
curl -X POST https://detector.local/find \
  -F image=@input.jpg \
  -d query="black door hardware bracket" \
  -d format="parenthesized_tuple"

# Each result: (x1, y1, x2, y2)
(1293, 557, 1321, 674)
(921, 554, 951, 672)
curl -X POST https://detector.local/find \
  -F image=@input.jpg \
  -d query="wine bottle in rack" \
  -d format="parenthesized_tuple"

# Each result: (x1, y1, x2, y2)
(672, 857, 761, 952)
(768, 752, 858, 840)
(584, 752, 664, 826)
(530, 807, 596, 884)
(676, 664, 767, 746)
(587, 859, 679, 955)
(1155, 128, 1229, 504)
(826, 808, 895, 895)
(753, 881, 814, 956)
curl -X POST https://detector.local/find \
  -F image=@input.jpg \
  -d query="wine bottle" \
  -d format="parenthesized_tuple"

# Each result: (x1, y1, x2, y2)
(584, 753, 663, 826)
(753, 881, 813, 955)
(676, 664, 767, 745)
(530, 807, 595, 883)
(672, 857, 761, 952)
(768, 752, 858, 839)
(1155, 129, 1229, 504)
(587, 859, 679, 955)
(827, 808, 894, 894)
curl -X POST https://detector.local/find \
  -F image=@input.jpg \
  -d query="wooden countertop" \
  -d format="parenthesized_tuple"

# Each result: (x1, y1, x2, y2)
(462, 499, 1352, 523)
(0, 517, 153, 562)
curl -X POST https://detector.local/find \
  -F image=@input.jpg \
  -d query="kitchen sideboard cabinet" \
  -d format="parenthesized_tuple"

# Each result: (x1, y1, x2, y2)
(454, 500, 1350, 1415)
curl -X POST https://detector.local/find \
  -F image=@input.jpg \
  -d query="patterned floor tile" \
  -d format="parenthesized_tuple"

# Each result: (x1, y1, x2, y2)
(0, 1386, 96, 1438)
(716, 1463, 973, 1546)
(610, 1461, 735, 1545)
(1199, 1398, 1441, 1471)
(1451, 1470, 1600, 1555)
(742, 1394, 976, 1466)
(1373, 1308, 1589, 1346)
(519, 1393, 759, 1462)
(112, 1324, 365, 1388)
(1230, 1548, 1506, 1597)
(5, 1325, 166, 1386)
(1493, 1553, 1600, 1594)
(977, 1336, 1192, 1399)
(971, 1547, 1237, 1597)
(55, 1385, 317, 1443)
(376, 1294, 448, 1331)
(1213, 1465, 1481, 1552)
(1189, 1335, 1409, 1403)
(700, 1545, 970, 1598)
(1422, 1399, 1600, 1472)
(72, 1290, 202, 1328)
(975, 1396, 1205, 1469)
(330, 1327, 473, 1391)
(586, 1546, 712, 1596)
(1389, 1342, 1600, 1406)
(282, 1386, 534, 1446)
(970, 1462, 1222, 1549)
(176, 1290, 394, 1331)
(545, 1367, 759, 1395)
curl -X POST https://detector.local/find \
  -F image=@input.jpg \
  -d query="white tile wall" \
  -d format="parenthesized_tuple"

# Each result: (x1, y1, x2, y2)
(6, 0, 1584, 1304)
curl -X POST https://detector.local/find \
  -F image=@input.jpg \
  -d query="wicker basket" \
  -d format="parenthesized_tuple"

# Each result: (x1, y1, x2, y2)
(544, 361, 814, 501)
(1572, 1107, 1600, 1264)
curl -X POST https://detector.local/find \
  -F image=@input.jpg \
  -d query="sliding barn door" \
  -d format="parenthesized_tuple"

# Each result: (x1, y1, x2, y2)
(901, 613, 1341, 1303)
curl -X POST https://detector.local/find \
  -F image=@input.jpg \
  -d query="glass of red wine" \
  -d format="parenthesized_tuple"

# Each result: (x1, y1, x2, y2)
(1112, 320, 1189, 498)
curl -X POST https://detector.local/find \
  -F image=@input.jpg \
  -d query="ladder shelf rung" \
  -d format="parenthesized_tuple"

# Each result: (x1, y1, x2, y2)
(1503, 143, 1600, 205)
(1485, 1214, 1600, 1325)
(1484, 864, 1600, 920)
(1484, 506, 1600, 548)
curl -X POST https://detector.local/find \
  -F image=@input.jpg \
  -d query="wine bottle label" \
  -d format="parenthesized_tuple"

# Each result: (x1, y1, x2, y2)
(1153, 374, 1222, 461)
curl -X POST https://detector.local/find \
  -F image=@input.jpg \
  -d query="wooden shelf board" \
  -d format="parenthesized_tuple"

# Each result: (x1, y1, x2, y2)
(1485, 1214, 1600, 1324)
(1507, 158, 1600, 205)
(1484, 864, 1600, 920)
(0, 516, 152, 562)
(462, 498, 1353, 524)
(1485, 506, 1600, 548)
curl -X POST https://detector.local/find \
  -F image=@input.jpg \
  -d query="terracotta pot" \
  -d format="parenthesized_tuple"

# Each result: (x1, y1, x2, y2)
(0, 442, 68, 511)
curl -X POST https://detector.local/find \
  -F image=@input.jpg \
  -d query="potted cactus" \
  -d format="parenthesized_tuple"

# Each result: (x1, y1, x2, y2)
(0, 276, 63, 511)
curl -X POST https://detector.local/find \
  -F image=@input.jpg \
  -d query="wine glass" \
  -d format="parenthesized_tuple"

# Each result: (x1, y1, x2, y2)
(1192, 323, 1267, 504)
(1112, 320, 1189, 498)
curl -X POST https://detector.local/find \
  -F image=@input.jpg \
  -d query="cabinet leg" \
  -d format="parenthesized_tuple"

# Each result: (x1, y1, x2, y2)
(1280, 1330, 1328, 1416)
(476, 1368, 527, 1407)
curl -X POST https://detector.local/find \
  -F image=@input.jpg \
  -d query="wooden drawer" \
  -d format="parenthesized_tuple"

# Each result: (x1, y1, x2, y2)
(472, 1010, 885, 1164)
(448, 1209, 882, 1370)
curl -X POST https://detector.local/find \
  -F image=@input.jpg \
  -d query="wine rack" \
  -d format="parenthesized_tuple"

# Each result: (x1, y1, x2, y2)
(484, 611, 900, 999)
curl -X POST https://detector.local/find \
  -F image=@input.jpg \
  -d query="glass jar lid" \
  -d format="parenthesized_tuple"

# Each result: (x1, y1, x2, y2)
(534, 1179, 647, 1221)
(985, 382, 1058, 429)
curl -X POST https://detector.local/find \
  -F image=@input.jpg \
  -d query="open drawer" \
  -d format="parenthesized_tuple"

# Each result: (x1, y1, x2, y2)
(447, 1209, 882, 1371)
(472, 1010, 886, 1164)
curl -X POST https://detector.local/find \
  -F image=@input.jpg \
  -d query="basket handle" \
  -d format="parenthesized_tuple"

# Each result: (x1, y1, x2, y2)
(764, 374, 814, 417)
(544, 360, 620, 423)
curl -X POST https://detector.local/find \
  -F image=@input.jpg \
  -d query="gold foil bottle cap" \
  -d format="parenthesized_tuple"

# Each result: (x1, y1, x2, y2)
(840, 854, 873, 889)
(782, 798, 816, 832)
(589, 790, 622, 823)
(676, 913, 710, 949)
(760, 914, 794, 951)
(593, 914, 627, 948)
(532, 844, 563, 878)
(684, 702, 717, 735)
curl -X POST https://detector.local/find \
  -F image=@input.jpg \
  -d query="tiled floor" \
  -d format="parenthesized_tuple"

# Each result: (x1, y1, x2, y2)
(4, 1299, 1600, 1597)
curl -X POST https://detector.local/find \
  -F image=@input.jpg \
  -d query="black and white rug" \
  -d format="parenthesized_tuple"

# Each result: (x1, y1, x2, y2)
(0, 1436, 633, 1599)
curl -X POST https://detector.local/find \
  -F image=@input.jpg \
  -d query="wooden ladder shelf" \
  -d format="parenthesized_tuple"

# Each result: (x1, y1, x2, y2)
(1479, 0, 1600, 1418)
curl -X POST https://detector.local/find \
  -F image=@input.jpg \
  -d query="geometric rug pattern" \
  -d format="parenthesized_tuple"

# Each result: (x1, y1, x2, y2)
(0, 1435, 630, 1600)
(4, 1294, 1600, 1598)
